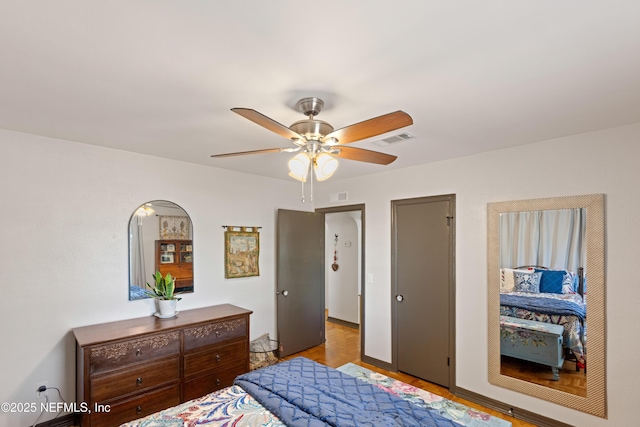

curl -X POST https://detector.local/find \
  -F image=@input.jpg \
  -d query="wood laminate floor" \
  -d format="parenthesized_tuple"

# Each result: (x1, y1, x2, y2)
(500, 355, 586, 397)
(283, 317, 539, 427)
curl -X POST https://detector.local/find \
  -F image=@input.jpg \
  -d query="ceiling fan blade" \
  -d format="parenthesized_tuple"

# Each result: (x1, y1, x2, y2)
(211, 147, 294, 158)
(325, 111, 413, 144)
(232, 108, 303, 140)
(332, 146, 397, 165)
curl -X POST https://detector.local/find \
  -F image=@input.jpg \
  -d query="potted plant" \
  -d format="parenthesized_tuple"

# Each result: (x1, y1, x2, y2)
(146, 271, 181, 317)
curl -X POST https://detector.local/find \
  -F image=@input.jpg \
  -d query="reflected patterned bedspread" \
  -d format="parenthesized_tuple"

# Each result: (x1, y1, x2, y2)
(500, 291, 586, 365)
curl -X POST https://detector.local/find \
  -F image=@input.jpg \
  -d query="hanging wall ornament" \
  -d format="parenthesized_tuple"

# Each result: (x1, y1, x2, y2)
(332, 234, 339, 271)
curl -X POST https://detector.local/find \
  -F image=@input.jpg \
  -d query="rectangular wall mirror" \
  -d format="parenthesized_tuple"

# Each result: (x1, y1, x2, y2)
(487, 194, 606, 417)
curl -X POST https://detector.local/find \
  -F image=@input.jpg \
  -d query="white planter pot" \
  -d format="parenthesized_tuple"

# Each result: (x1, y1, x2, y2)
(157, 299, 177, 317)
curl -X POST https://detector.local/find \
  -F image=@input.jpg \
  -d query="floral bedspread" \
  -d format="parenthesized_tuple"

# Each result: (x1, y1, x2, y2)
(500, 291, 586, 366)
(122, 363, 511, 427)
(337, 363, 511, 427)
(120, 385, 285, 427)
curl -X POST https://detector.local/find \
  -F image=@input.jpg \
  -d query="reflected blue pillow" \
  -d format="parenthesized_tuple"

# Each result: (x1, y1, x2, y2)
(535, 269, 565, 294)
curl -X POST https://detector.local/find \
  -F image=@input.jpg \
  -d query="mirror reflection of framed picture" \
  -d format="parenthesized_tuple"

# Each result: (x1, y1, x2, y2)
(159, 215, 191, 239)
(160, 253, 174, 264)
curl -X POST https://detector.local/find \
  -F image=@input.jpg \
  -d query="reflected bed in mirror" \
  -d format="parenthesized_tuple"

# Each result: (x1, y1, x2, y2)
(488, 194, 605, 417)
(129, 200, 194, 301)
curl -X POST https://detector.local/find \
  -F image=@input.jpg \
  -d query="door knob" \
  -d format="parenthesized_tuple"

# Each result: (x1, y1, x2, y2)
(277, 290, 289, 297)
(396, 295, 404, 302)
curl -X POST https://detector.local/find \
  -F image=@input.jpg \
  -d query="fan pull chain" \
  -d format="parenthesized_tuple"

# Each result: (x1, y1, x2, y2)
(310, 163, 314, 202)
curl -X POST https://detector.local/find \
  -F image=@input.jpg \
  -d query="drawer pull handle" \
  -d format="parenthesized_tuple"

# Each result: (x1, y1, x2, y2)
(216, 378, 221, 386)
(215, 354, 221, 362)
(136, 349, 143, 356)
(136, 377, 143, 385)
(215, 331, 220, 337)
(136, 405, 142, 414)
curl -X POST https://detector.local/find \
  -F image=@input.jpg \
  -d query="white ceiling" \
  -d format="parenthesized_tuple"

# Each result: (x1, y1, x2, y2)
(2, 1, 639, 181)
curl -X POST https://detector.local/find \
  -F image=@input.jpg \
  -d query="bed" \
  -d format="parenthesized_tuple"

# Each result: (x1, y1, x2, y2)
(121, 357, 461, 427)
(499, 266, 586, 370)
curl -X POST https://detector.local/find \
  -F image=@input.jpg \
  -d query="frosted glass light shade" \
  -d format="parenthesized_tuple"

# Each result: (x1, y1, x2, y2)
(288, 153, 310, 182)
(313, 153, 338, 181)
(135, 205, 155, 216)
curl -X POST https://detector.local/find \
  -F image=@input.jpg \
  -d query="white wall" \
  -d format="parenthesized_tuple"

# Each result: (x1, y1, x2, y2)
(0, 129, 308, 427)
(315, 123, 640, 426)
(325, 212, 360, 324)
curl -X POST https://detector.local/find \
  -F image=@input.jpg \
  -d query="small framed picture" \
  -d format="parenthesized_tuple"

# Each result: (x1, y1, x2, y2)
(166, 244, 176, 252)
(160, 253, 174, 264)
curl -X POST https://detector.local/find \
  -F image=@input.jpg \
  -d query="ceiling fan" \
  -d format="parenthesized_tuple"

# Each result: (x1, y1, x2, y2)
(211, 97, 413, 185)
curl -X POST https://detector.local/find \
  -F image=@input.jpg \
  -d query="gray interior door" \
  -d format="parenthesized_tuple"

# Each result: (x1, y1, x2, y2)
(277, 209, 325, 357)
(393, 196, 454, 388)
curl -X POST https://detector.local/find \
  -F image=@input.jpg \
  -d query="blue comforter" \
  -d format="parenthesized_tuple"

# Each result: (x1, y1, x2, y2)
(500, 293, 586, 321)
(234, 357, 458, 427)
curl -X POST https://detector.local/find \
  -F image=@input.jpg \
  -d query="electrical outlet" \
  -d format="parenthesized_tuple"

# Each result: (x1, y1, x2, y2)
(36, 381, 48, 398)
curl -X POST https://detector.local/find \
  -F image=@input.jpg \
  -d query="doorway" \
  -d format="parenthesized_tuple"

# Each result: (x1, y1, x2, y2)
(391, 194, 456, 389)
(324, 211, 361, 326)
(316, 204, 365, 362)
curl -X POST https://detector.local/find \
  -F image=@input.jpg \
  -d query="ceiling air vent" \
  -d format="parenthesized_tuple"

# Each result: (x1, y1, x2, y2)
(329, 191, 349, 203)
(371, 132, 415, 147)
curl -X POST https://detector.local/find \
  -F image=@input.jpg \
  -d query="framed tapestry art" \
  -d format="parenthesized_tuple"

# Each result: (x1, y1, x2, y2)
(159, 215, 191, 239)
(224, 227, 260, 279)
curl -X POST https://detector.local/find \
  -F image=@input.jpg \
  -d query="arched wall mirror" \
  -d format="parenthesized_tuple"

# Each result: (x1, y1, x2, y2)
(129, 200, 194, 301)
(487, 194, 605, 417)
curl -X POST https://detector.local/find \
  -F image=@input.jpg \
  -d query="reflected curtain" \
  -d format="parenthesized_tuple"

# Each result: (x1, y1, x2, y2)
(131, 215, 147, 288)
(499, 208, 586, 272)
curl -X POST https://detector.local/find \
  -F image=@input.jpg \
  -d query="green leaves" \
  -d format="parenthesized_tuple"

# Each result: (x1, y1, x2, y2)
(145, 271, 181, 300)
(165, 274, 175, 300)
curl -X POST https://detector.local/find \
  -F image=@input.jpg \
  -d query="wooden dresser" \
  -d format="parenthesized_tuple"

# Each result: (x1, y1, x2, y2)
(73, 304, 251, 427)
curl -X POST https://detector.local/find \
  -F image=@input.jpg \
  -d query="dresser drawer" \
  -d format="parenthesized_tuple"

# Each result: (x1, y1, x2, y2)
(90, 385, 180, 427)
(184, 340, 247, 378)
(90, 331, 180, 374)
(183, 360, 247, 401)
(91, 356, 180, 402)
(183, 317, 247, 350)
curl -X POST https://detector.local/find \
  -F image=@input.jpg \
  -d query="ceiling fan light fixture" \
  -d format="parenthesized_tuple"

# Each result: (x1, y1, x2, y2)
(135, 204, 155, 217)
(220, 98, 413, 201)
(288, 152, 310, 182)
(313, 153, 338, 181)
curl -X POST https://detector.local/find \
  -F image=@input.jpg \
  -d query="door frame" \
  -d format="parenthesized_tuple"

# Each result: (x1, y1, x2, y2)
(315, 204, 365, 363)
(391, 194, 456, 392)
